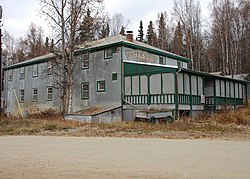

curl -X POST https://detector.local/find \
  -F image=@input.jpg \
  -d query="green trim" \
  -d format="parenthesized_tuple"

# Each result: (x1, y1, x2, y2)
(174, 72, 178, 119)
(97, 80, 106, 92)
(124, 61, 176, 76)
(81, 82, 89, 99)
(139, 75, 141, 95)
(183, 73, 185, 95)
(161, 74, 163, 94)
(196, 76, 199, 95)
(189, 75, 193, 117)
(131, 76, 133, 95)
(147, 75, 151, 105)
(233, 82, 236, 106)
(213, 80, 217, 113)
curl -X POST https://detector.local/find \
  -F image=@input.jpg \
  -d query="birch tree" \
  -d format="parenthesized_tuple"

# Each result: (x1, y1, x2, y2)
(40, 0, 103, 114)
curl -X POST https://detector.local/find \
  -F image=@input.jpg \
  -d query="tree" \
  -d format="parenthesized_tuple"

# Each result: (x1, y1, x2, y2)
(119, 26, 125, 35)
(157, 12, 167, 50)
(110, 13, 130, 35)
(2, 31, 16, 65)
(137, 20, 144, 42)
(79, 8, 95, 42)
(40, 0, 104, 114)
(172, 21, 183, 55)
(146, 21, 158, 47)
(173, 0, 203, 70)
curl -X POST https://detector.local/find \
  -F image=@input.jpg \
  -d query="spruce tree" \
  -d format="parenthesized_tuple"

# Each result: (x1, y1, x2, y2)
(172, 22, 183, 55)
(79, 9, 95, 42)
(119, 26, 125, 36)
(137, 20, 144, 42)
(146, 21, 158, 47)
(157, 13, 167, 50)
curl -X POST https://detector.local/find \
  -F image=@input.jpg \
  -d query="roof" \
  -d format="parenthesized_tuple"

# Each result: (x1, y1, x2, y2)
(4, 34, 191, 70)
(76, 34, 191, 63)
(3, 53, 55, 70)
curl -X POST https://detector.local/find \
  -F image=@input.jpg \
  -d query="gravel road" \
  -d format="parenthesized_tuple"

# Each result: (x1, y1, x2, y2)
(0, 136, 250, 179)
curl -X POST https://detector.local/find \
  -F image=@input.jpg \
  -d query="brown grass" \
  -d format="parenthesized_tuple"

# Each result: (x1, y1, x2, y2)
(0, 107, 250, 139)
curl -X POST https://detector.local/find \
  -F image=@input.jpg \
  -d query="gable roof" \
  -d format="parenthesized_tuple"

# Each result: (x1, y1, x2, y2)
(4, 34, 191, 70)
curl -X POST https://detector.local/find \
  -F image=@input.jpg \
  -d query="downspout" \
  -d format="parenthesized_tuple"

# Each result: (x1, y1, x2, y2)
(175, 67, 182, 120)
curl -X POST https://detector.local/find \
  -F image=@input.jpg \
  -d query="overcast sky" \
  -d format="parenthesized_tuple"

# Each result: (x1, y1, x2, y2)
(0, 0, 211, 39)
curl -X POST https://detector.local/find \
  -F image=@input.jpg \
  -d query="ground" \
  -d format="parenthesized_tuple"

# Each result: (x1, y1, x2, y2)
(0, 136, 250, 179)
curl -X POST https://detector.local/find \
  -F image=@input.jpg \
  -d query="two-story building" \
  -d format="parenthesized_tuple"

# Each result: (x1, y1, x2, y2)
(3, 34, 248, 122)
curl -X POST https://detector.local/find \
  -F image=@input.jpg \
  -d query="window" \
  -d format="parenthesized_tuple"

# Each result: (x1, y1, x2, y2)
(33, 64, 38, 77)
(32, 88, 38, 102)
(20, 89, 24, 103)
(104, 49, 113, 59)
(112, 73, 118, 81)
(20, 67, 25, 79)
(81, 82, 89, 99)
(47, 61, 53, 75)
(81, 52, 89, 69)
(47, 87, 53, 101)
(159, 56, 166, 65)
(97, 81, 105, 92)
(8, 69, 13, 81)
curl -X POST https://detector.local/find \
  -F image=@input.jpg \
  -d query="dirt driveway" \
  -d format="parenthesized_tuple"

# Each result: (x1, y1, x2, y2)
(0, 136, 250, 179)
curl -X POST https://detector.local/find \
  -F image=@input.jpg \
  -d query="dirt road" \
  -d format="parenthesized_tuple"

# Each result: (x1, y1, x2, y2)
(0, 136, 250, 179)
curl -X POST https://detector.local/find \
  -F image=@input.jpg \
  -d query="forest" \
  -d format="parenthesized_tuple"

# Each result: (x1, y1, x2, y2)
(2, 0, 250, 76)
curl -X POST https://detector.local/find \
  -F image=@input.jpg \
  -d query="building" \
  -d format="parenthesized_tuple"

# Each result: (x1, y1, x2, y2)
(3, 34, 249, 122)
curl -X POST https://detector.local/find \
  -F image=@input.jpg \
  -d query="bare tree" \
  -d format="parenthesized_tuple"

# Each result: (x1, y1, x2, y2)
(40, 0, 104, 114)
(109, 13, 130, 35)
(172, 0, 203, 70)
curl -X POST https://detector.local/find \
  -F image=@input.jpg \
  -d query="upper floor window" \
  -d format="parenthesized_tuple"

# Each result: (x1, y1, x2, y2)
(47, 61, 53, 75)
(159, 56, 166, 65)
(20, 67, 25, 79)
(104, 49, 113, 59)
(33, 64, 38, 77)
(97, 80, 106, 92)
(8, 69, 13, 81)
(81, 52, 89, 69)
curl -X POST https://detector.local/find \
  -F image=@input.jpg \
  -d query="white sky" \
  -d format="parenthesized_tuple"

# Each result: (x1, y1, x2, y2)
(0, 0, 211, 39)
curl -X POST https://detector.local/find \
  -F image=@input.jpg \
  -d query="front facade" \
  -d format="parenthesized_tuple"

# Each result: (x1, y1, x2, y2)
(3, 34, 248, 121)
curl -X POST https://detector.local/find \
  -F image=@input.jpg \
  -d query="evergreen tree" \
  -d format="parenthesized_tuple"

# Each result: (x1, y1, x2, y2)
(100, 23, 110, 39)
(172, 22, 183, 55)
(137, 20, 144, 42)
(79, 9, 95, 42)
(146, 21, 158, 47)
(157, 13, 167, 50)
(119, 26, 125, 36)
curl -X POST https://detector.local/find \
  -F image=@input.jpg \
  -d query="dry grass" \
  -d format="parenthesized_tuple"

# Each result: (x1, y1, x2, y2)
(1, 107, 250, 139)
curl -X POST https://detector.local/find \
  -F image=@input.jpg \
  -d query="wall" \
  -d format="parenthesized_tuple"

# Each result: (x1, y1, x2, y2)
(4, 61, 60, 116)
(71, 47, 122, 112)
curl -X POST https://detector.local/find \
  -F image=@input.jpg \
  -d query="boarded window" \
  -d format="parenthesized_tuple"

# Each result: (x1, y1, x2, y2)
(20, 67, 25, 79)
(82, 52, 89, 69)
(47, 87, 53, 101)
(8, 69, 13, 81)
(81, 82, 89, 99)
(47, 61, 53, 75)
(32, 88, 38, 102)
(33, 64, 38, 77)
(20, 89, 24, 103)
